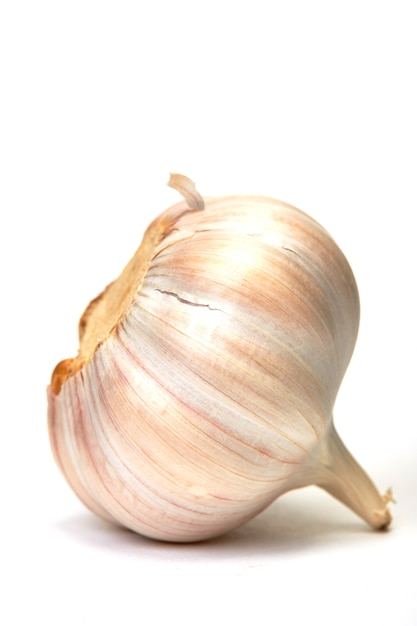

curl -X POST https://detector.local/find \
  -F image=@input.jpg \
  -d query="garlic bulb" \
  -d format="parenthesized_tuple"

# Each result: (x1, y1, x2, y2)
(48, 174, 392, 542)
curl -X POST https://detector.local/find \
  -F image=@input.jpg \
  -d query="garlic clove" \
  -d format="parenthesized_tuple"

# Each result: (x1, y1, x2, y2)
(48, 174, 392, 541)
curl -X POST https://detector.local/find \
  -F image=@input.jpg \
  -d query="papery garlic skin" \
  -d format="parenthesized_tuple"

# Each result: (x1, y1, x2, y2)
(48, 177, 391, 541)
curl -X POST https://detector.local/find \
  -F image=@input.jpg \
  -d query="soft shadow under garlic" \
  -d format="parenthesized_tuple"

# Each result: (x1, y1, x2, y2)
(53, 490, 374, 558)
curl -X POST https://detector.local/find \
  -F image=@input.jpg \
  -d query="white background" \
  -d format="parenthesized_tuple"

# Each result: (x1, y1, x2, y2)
(1, 1, 416, 625)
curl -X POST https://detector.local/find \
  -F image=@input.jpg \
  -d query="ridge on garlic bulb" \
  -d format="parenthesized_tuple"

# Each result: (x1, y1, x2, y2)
(48, 174, 392, 542)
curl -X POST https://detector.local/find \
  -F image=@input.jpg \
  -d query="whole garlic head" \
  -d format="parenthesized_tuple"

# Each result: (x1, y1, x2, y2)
(48, 174, 392, 542)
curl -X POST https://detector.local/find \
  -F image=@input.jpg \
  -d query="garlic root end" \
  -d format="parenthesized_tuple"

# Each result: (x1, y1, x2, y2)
(51, 174, 206, 396)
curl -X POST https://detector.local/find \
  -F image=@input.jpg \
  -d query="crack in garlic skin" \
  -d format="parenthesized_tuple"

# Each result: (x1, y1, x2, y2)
(154, 288, 223, 312)
(48, 185, 391, 541)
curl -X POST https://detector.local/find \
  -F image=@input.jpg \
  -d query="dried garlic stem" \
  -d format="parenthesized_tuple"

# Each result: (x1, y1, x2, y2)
(312, 423, 392, 529)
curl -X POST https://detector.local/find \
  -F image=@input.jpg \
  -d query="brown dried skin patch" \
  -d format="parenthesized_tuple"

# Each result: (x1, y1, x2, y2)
(50, 200, 198, 395)
(51, 358, 83, 395)
(78, 284, 114, 342)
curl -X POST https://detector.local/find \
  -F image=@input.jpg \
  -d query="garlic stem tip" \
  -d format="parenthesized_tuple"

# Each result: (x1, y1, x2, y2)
(383, 487, 396, 505)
